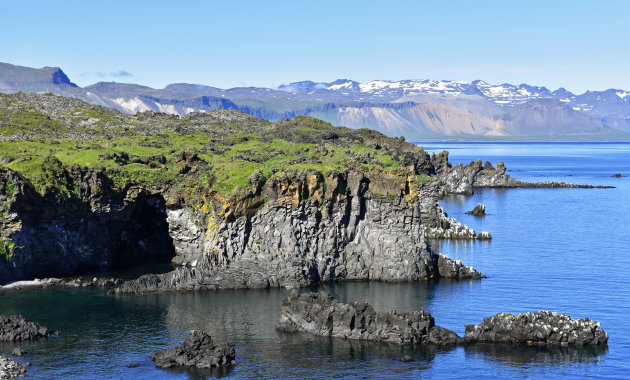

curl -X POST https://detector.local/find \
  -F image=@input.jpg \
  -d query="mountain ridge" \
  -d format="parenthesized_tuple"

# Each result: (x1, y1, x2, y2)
(1, 62, 629, 141)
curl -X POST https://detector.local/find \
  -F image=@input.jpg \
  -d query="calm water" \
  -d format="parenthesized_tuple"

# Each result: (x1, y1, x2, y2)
(1, 143, 628, 379)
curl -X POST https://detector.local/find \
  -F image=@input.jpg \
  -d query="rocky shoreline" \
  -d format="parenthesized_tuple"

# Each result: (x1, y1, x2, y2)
(0, 277, 123, 291)
(278, 291, 609, 347)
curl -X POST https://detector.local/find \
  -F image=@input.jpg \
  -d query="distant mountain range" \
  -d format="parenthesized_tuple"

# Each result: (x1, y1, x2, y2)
(1, 62, 629, 141)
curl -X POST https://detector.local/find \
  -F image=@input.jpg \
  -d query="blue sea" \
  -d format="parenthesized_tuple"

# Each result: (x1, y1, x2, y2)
(0, 143, 628, 379)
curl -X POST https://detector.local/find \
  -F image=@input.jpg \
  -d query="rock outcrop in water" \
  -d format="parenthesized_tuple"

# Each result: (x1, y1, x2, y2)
(464, 311, 609, 346)
(466, 203, 486, 216)
(150, 331, 236, 369)
(0, 355, 27, 379)
(278, 292, 609, 347)
(0, 315, 51, 341)
(277, 291, 462, 345)
(431, 151, 613, 195)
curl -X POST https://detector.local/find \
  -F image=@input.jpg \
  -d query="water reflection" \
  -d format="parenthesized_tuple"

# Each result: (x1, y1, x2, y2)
(464, 344, 608, 367)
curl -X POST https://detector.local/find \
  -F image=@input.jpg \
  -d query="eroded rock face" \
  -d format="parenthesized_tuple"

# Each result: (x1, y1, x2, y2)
(114, 171, 482, 294)
(150, 331, 236, 369)
(0, 315, 50, 341)
(276, 291, 462, 346)
(464, 311, 609, 346)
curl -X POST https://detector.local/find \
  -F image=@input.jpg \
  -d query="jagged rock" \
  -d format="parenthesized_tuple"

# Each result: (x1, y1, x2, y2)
(150, 331, 236, 369)
(612, 173, 624, 178)
(0, 355, 27, 379)
(0, 315, 50, 341)
(466, 203, 486, 216)
(464, 311, 608, 346)
(276, 291, 462, 346)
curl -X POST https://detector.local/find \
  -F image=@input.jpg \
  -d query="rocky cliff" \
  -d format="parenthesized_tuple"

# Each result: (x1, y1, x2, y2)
(2, 93, 607, 294)
(0, 93, 489, 290)
(113, 169, 483, 294)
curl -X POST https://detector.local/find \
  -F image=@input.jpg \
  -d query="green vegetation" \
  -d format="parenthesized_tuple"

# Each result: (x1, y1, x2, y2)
(416, 174, 432, 185)
(0, 93, 430, 206)
(0, 237, 16, 261)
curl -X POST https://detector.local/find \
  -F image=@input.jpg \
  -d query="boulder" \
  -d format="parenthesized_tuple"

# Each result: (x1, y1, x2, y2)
(150, 331, 236, 369)
(464, 311, 608, 346)
(0, 315, 50, 341)
(277, 291, 461, 345)
(465, 203, 486, 216)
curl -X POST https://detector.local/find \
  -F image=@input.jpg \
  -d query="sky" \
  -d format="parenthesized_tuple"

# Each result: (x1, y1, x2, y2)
(1, 0, 629, 93)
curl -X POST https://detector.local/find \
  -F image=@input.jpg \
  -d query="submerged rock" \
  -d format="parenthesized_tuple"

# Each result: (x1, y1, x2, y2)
(0, 315, 51, 342)
(10, 348, 25, 357)
(150, 331, 236, 369)
(0, 355, 27, 379)
(465, 203, 486, 216)
(464, 311, 608, 346)
(276, 291, 462, 346)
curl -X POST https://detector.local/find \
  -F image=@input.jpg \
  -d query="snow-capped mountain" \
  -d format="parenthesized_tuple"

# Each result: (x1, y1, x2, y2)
(279, 79, 560, 108)
(1, 62, 629, 140)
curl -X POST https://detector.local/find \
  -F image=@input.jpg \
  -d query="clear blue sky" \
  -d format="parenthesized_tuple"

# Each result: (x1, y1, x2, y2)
(1, 0, 628, 93)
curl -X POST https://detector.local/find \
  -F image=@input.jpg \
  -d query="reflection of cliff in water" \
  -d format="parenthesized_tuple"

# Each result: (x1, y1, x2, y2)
(465, 343, 608, 366)
(277, 332, 450, 374)
(316, 281, 439, 313)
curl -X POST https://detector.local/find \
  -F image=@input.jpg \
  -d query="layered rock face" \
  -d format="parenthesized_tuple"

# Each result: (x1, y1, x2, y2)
(150, 331, 236, 369)
(277, 291, 461, 345)
(114, 170, 482, 294)
(0, 315, 51, 341)
(464, 311, 609, 346)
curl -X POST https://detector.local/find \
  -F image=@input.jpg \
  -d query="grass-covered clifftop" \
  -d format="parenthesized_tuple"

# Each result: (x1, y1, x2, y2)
(0, 92, 434, 209)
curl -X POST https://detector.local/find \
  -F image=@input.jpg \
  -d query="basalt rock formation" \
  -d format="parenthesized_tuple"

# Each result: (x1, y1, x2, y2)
(278, 292, 609, 347)
(430, 151, 613, 195)
(464, 311, 609, 346)
(150, 331, 236, 369)
(0, 315, 52, 341)
(113, 170, 482, 294)
(277, 291, 462, 345)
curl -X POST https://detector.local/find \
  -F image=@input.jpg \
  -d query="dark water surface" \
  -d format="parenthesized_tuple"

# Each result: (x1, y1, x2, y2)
(1, 143, 628, 379)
